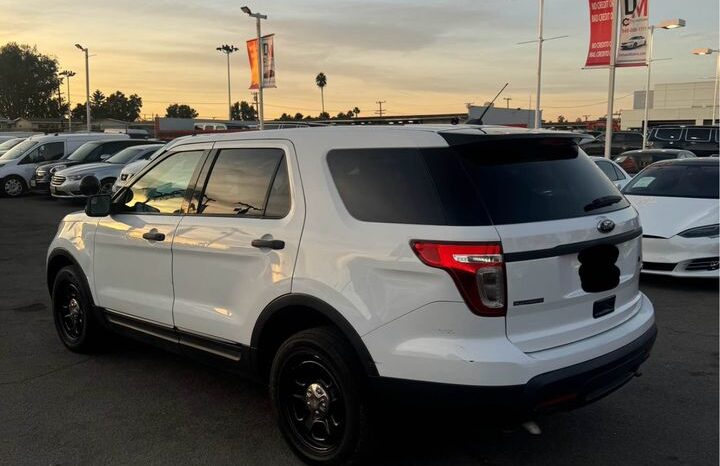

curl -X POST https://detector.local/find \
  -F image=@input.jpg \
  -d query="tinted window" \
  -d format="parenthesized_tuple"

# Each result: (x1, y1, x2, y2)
(198, 148, 283, 216)
(623, 163, 719, 199)
(685, 128, 711, 142)
(653, 128, 682, 141)
(595, 160, 619, 180)
(26, 142, 64, 162)
(612, 164, 626, 180)
(615, 133, 641, 143)
(265, 157, 291, 218)
(328, 139, 627, 226)
(119, 150, 203, 214)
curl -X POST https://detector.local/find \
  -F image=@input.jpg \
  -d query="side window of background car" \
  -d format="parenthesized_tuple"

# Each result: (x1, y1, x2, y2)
(196, 148, 287, 217)
(22, 142, 64, 163)
(117, 150, 204, 214)
(685, 128, 711, 142)
(596, 161, 619, 180)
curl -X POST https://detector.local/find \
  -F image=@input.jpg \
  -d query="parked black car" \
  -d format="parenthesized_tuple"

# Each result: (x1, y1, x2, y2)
(614, 149, 696, 175)
(648, 126, 719, 157)
(30, 139, 153, 193)
(580, 131, 643, 156)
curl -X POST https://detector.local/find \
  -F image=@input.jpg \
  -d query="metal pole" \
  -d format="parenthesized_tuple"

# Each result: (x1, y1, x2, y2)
(67, 76, 72, 132)
(642, 26, 655, 149)
(534, 0, 544, 129)
(256, 17, 264, 130)
(226, 52, 232, 120)
(603, 0, 620, 159)
(713, 52, 719, 125)
(84, 49, 91, 132)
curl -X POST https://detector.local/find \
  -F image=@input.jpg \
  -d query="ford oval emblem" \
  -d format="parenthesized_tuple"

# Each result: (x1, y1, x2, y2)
(597, 219, 615, 234)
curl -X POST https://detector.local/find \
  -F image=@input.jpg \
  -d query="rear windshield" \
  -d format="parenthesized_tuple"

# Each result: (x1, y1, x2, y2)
(623, 163, 719, 199)
(327, 138, 628, 226)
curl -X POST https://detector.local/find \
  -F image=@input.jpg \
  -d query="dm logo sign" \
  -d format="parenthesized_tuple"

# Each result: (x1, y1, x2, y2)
(597, 219, 616, 234)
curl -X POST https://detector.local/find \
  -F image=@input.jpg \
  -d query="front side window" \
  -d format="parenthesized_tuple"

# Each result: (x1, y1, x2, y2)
(24, 142, 64, 163)
(117, 150, 204, 214)
(197, 148, 286, 216)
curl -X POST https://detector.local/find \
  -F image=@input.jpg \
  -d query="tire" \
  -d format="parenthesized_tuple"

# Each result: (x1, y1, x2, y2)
(1, 175, 26, 197)
(270, 327, 372, 465)
(99, 177, 116, 195)
(51, 265, 105, 353)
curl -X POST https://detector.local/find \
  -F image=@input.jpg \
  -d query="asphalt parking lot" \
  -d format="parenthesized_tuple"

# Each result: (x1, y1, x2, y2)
(0, 195, 717, 466)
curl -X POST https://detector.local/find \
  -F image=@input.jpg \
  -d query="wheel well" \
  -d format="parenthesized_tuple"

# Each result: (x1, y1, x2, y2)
(253, 300, 378, 380)
(46, 253, 74, 294)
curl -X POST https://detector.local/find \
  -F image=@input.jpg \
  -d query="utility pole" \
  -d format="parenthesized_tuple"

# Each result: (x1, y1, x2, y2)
(252, 92, 259, 120)
(375, 100, 386, 117)
(503, 97, 512, 109)
(603, 0, 620, 159)
(216, 44, 239, 121)
(75, 44, 91, 132)
(60, 70, 76, 132)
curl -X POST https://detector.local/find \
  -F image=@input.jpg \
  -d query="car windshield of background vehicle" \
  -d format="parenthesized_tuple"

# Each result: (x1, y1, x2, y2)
(66, 142, 102, 161)
(107, 147, 153, 164)
(0, 140, 36, 160)
(623, 164, 719, 199)
(0, 138, 23, 151)
(653, 128, 682, 141)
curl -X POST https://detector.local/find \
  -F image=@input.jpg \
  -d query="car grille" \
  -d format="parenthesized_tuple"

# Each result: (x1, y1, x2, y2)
(642, 262, 676, 272)
(685, 257, 720, 272)
(51, 175, 66, 186)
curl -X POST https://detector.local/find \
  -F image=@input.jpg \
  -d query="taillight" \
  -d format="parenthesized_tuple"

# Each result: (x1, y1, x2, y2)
(410, 241, 506, 317)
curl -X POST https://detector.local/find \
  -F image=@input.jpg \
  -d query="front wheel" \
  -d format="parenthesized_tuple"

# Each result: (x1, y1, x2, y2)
(99, 177, 116, 195)
(1, 175, 26, 197)
(52, 265, 105, 352)
(270, 327, 371, 465)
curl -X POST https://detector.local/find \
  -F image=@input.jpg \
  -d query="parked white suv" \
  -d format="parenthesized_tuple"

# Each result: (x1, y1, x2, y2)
(47, 126, 656, 465)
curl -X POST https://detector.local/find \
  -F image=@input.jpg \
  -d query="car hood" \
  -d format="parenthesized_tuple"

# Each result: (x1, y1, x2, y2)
(38, 160, 81, 172)
(625, 195, 720, 238)
(57, 162, 117, 177)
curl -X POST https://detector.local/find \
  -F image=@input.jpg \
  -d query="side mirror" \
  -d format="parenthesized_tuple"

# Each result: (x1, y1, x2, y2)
(79, 176, 100, 196)
(85, 194, 112, 217)
(100, 153, 112, 161)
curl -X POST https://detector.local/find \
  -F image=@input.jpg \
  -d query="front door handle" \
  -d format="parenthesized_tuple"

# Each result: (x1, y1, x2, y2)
(142, 230, 165, 241)
(251, 239, 285, 250)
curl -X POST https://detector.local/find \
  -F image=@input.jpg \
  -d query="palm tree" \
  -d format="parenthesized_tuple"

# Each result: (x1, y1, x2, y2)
(352, 107, 360, 118)
(315, 72, 327, 115)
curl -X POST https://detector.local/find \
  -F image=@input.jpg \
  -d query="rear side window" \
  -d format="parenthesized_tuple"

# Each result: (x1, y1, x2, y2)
(596, 160, 619, 180)
(197, 148, 285, 217)
(685, 128, 711, 142)
(328, 138, 628, 226)
(653, 128, 682, 141)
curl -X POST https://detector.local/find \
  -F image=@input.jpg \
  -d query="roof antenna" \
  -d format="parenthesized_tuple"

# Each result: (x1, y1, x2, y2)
(466, 82, 508, 125)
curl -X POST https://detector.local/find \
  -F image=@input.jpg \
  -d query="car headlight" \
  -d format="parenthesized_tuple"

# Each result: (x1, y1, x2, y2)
(67, 174, 85, 181)
(678, 224, 719, 238)
(50, 165, 67, 174)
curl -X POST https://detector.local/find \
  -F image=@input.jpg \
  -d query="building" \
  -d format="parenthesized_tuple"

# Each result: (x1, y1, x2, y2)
(620, 81, 717, 129)
(467, 105, 540, 128)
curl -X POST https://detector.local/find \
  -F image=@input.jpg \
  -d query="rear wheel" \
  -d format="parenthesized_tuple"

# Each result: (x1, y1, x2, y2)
(52, 265, 105, 352)
(270, 327, 371, 465)
(99, 177, 116, 195)
(1, 175, 26, 197)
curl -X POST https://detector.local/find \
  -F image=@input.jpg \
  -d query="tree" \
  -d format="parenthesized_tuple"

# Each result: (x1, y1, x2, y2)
(231, 101, 257, 121)
(166, 103, 198, 118)
(557, 115, 567, 124)
(315, 72, 327, 115)
(318, 111, 330, 120)
(294, 112, 304, 120)
(102, 91, 142, 121)
(0, 43, 63, 118)
(352, 107, 360, 118)
(575, 117, 583, 124)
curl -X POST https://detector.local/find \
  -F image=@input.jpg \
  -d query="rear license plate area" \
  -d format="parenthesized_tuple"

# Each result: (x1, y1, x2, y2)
(578, 244, 620, 293)
(593, 295, 616, 318)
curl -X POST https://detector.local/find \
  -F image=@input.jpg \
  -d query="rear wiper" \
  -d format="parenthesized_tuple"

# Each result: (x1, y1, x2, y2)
(584, 195, 623, 212)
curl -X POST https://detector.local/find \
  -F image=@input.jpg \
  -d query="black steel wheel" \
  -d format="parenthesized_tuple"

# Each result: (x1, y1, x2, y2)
(271, 327, 371, 465)
(52, 265, 104, 352)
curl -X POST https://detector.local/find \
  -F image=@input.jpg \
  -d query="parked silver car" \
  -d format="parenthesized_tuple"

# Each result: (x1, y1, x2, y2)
(51, 144, 164, 198)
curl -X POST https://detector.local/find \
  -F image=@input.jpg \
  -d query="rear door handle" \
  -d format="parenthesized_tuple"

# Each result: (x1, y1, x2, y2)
(142, 230, 165, 241)
(251, 239, 285, 250)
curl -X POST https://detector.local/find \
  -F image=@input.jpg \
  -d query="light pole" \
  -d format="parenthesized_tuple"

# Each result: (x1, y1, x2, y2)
(241, 6, 267, 130)
(216, 44, 239, 121)
(641, 19, 686, 149)
(692, 48, 720, 125)
(75, 44, 91, 132)
(59, 70, 76, 132)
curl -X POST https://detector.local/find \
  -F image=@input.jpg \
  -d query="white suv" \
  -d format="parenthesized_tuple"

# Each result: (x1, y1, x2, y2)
(47, 126, 656, 465)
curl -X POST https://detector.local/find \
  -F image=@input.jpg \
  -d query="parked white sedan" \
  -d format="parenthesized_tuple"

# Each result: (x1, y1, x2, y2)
(622, 158, 719, 277)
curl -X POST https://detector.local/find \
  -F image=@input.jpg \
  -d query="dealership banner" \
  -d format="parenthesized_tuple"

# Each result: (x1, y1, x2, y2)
(585, 0, 615, 68)
(247, 34, 276, 90)
(617, 0, 649, 67)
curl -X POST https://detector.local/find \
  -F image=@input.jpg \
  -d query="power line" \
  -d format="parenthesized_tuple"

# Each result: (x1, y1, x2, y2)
(375, 100, 386, 117)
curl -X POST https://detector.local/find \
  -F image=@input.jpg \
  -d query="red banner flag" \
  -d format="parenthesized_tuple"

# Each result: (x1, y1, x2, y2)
(247, 38, 260, 90)
(585, 0, 615, 68)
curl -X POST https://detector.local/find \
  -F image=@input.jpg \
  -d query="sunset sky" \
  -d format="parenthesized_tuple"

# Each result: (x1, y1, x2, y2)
(1, 0, 718, 121)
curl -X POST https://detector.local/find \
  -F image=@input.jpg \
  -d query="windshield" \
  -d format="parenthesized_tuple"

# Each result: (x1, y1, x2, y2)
(66, 142, 102, 161)
(0, 140, 37, 160)
(107, 147, 147, 164)
(0, 138, 24, 151)
(623, 163, 719, 199)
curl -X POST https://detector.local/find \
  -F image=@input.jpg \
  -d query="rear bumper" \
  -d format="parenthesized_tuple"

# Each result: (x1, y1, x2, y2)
(370, 323, 656, 414)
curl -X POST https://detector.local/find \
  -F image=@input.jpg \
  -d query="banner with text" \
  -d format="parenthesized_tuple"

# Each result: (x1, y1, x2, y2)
(585, 0, 614, 68)
(247, 34, 276, 90)
(617, 0, 649, 67)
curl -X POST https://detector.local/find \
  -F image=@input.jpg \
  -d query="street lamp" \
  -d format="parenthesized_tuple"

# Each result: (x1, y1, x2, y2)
(641, 19, 686, 149)
(216, 44, 239, 121)
(75, 44, 91, 132)
(59, 70, 76, 132)
(241, 6, 267, 130)
(692, 47, 720, 125)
